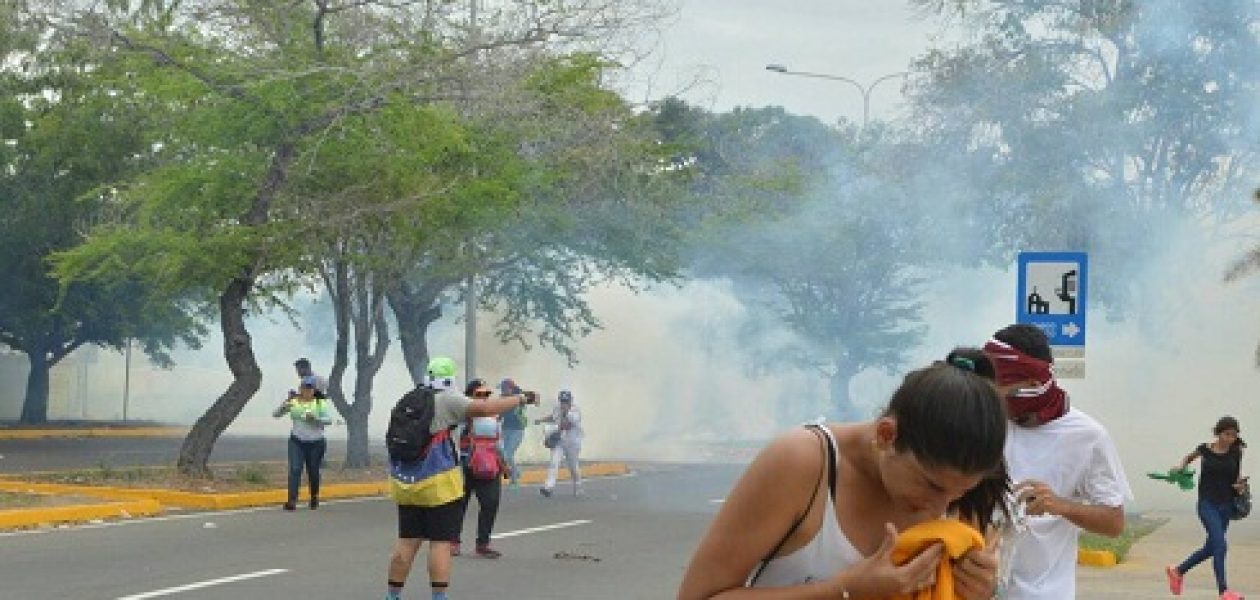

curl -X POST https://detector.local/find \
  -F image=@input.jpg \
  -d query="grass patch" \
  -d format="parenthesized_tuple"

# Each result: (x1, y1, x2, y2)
(0, 491, 46, 508)
(236, 463, 271, 485)
(24, 461, 384, 494)
(0, 490, 110, 509)
(1079, 513, 1168, 562)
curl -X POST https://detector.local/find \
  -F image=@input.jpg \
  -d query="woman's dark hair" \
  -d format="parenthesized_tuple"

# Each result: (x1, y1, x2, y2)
(1215, 416, 1247, 450)
(944, 347, 996, 380)
(464, 379, 487, 396)
(993, 324, 1053, 362)
(884, 360, 1011, 524)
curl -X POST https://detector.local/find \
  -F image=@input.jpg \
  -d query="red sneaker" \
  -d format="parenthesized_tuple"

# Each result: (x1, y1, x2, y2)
(475, 544, 502, 559)
(450, 542, 461, 557)
(1220, 590, 1244, 600)
(1165, 566, 1183, 596)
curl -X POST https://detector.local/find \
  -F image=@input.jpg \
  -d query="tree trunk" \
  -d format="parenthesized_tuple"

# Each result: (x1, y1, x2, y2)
(324, 255, 352, 445)
(177, 277, 263, 476)
(324, 256, 392, 468)
(19, 347, 50, 424)
(387, 285, 444, 385)
(827, 362, 861, 422)
(343, 273, 390, 467)
(175, 141, 294, 475)
(344, 404, 371, 468)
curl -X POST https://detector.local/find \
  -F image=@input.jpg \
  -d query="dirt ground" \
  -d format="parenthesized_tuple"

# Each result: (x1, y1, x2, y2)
(22, 462, 385, 494)
(0, 490, 113, 509)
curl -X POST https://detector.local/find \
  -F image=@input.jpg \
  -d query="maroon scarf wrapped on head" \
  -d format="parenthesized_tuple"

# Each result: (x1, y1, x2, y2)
(982, 338, 1068, 424)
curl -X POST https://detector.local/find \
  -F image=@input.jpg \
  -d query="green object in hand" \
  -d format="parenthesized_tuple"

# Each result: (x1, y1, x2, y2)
(1147, 468, 1196, 491)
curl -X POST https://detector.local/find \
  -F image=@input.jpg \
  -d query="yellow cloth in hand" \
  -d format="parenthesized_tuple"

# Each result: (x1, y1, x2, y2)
(887, 519, 985, 600)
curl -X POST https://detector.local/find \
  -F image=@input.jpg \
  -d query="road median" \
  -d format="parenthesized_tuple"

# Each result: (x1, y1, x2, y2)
(0, 462, 629, 528)
(0, 427, 187, 440)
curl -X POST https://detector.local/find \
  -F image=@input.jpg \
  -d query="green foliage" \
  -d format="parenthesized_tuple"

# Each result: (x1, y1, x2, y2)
(908, 0, 1260, 312)
(235, 463, 270, 485)
(658, 101, 928, 419)
(1079, 514, 1167, 562)
(0, 14, 205, 396)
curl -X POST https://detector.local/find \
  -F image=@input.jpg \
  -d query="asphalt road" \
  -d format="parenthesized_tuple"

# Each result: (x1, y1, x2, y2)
(5, 436, 1258, 599)
(0, 463, 735, 599)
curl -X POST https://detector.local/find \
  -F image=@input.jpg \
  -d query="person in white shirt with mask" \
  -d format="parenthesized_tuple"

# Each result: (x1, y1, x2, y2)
(536, 389, 584, 497)
(984, 324, 1132, 600)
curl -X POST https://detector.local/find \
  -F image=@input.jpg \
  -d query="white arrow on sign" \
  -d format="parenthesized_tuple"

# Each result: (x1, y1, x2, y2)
(1062, 322, 1081, 338)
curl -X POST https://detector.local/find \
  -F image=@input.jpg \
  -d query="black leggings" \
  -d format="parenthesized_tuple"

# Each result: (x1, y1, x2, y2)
(456, 467, 502, 545)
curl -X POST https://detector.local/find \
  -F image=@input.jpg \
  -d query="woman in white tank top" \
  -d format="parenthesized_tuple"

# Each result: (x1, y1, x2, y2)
(678, 349, 1011, 600)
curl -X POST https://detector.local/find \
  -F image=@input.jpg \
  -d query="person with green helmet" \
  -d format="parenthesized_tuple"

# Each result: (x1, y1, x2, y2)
(384, 356, 536, 600)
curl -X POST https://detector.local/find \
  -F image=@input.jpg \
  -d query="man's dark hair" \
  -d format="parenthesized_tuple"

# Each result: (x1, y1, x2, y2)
(993, 324, 1053, 362)
(464, 379, 487, 396)
(294, 358, 312, 373)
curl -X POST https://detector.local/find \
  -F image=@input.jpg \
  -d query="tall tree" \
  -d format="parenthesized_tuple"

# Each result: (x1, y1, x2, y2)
(665, 103, 927, 421)
(908, 0, 1260, 313)
(384, 53, 688, 383)
(51, 0, 674, 473)
(0, 3, 203, 422)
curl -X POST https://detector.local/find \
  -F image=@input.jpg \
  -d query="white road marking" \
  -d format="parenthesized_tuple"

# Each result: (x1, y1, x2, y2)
(492, 519, 592, 539)
(709, 499, 725, 504)
(114, 568, 288, 599)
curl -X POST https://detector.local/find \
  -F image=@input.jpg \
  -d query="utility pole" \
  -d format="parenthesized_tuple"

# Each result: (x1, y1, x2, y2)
(764, 64, 909, 140)
(464, 273, 478, 381)
(123, 339, 131, 421)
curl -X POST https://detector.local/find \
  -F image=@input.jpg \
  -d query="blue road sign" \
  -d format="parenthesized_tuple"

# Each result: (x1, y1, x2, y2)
(1016, 251, 1087, 346)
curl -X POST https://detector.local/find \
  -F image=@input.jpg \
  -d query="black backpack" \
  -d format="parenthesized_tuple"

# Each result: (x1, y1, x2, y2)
(385, 386, 437, 462)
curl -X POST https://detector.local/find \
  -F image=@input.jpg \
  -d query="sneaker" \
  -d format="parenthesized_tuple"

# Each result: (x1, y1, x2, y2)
(475, 544, 502, 559)
(1221, 591, 1245, 600)
(540, 487, 553, 498)
(450, 542, 461, 556)
(309, 497, 319, 510)
(384, 593, 401, 600)
(282, 502, 297, 511)
(573, 484, 585, 497)
(1165, 566, 1183, 595)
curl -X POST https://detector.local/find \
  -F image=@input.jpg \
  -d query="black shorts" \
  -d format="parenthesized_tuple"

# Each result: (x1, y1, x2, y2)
(396, 498, 463, 541)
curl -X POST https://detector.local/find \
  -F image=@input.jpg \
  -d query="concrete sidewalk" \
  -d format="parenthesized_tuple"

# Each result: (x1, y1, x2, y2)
(1079, 510, 1260, 598)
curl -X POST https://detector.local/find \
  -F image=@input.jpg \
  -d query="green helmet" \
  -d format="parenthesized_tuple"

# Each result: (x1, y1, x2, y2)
(426, 356, 457, 378)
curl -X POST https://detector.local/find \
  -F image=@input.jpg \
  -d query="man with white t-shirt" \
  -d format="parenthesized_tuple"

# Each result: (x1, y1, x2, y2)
(983, 324, 1132, 600)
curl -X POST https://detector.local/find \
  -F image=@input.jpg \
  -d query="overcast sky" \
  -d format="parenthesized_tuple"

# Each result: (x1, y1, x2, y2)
(622, 0, 939, 124)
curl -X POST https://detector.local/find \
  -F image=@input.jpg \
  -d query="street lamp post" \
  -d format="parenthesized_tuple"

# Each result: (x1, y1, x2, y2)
(765, 64, 909, 136)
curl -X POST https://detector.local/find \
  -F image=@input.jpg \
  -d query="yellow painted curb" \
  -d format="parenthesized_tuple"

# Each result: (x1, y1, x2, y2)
(1, 481, 387, 510)
(1077, 549, 1118, 567)
(517, 461, 629, 484)
(0, 497, 161, 529)
(0, 427, 187, 440)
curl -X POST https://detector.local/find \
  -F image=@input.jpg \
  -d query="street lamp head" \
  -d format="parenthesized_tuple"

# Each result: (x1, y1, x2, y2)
(765, 63, 788, 73)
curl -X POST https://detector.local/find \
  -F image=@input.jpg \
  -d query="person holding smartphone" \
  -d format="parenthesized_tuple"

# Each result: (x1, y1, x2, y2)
(272, 376, 332, 510)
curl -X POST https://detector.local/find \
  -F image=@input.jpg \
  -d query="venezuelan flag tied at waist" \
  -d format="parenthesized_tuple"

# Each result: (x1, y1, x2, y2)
(388, 429, 465, 507)
(888, 519, 986, 600)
